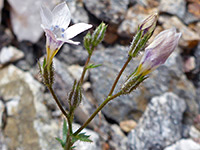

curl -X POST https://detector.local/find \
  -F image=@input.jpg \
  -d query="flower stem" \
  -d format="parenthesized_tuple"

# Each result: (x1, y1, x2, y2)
(73, 91, 122, 136)
(79, 55, 91, 84)
(108, 55, 132, 96)
(48, 86, 69, 120)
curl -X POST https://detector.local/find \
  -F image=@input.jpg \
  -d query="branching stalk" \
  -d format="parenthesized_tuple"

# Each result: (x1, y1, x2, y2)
(108, 55, 132, 96)
(73, 91, 122, 136)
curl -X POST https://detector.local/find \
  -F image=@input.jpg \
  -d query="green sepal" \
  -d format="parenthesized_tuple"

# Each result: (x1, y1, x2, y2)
(86, 64, 102, 70)
(37, 61, 43, 75)
(129, 30, 142, 56)
(121, 74, 148, 94)
(62, 119, 68, 144)
(43, 57, 47, 68)
(91, 22, 107, 47)
(84, 32, 92, 55)
(49, 62, 54, 86)
(68, 80, 77, 107)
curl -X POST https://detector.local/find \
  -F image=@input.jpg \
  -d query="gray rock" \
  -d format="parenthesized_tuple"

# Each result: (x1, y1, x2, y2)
(183, 12, 200, 25)
(117, 5, 149, 38)
(159, 0, 186, 19)
(109, 124, 128, 150)
(83, 0, 129, 24)
(193, 43, 200, 88)
(57, 44, 88, 65)
(67, 64, 88, 81)
(160, 16, 200, 48)
(67, 0, 89, 24)
(128, 92, 186, 150)
(164, 139, 200, 150)
(52, 58, 74, 103)
(90, 45, 198, 124)
(0, 46, 24, 67)
(0, 65, 60, 150)
(0, 100, 5, 128)
(7, 0, 60, 43)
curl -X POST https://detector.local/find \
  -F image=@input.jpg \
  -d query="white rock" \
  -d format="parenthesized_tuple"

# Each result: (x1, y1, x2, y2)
(7, 0, 60, 43)
(0, 65, 48, 119)
(164, 139, 200, 150)
(72, 123, 101, 150)
(6, 97, 20, 116)
(190, 126, 200, 139)
(67, 0, 89, 24)
(34, 120, 60, 150)
(0, 46, 24, 66)
(0, 132, 7, 150)
(0, 0, 4, 22)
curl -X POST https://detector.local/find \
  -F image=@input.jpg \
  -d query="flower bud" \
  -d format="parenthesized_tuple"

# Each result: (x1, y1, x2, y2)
(68, 81, 82, 109)
(136, 28, 181, 76)
(91, 22, 107, 47)
(139, 13, 158, 36)
(84, 32, 92, 54)
(38, 57, 54, 87)
(121, 74, 147, 94)
(129, 13, 158, 57)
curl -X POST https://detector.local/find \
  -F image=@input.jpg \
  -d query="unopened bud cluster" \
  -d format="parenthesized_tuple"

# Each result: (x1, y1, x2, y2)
(129, 13, 158, 57)
(84, 22, 107, 55)
(38, 57, 54, 87)
(68, 81, 82, 109)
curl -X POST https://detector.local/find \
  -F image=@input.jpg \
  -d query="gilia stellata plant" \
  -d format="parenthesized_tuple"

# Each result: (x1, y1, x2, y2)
(38, 2, 181, 150)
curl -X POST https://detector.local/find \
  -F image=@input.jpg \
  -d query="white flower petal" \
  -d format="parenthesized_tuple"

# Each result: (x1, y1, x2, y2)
(52, 2, 71, 29)
(64, 23, 92, 40)
(65, 40, 80, 45)
(40, 5, 53, 29)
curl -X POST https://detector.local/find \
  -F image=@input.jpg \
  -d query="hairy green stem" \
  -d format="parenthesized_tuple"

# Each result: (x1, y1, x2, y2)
(79, 46, 94, 85)
(73, 91, 122, 136)
(108, 56, 132, 96)
(48, 86, 69, 120)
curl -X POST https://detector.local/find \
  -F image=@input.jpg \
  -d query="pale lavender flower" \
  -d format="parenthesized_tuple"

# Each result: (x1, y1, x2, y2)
(135, 28, 181, 76)
(40, 2, 92, 65)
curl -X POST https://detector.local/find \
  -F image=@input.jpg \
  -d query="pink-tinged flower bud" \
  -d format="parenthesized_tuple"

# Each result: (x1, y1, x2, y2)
(139, 13, 158, 36)
(135, 28, 182, 76)
(129, 13, 158, 57)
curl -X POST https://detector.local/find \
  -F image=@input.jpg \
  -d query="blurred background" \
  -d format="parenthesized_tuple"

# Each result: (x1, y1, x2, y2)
(0, 0, 200, 149)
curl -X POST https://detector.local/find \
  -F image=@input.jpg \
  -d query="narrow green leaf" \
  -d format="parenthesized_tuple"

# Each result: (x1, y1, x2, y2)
(55, 137, 65, 148)
(63, 119, 68, 144)
(72, 132, 93, 143)
(86, 64, 102, 69)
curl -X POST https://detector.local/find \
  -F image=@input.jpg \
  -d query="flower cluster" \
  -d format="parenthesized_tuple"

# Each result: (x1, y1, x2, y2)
(122, 28, 181, 94)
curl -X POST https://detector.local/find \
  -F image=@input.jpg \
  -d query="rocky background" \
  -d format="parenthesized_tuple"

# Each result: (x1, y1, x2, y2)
(0, 0, 200, 150)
